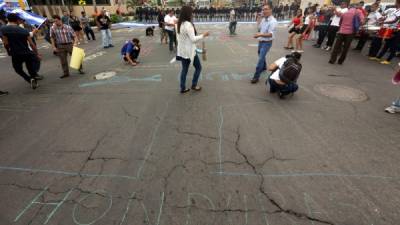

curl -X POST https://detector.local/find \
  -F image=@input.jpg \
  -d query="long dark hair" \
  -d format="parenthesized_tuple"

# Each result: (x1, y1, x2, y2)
(177, 5, 196, 34)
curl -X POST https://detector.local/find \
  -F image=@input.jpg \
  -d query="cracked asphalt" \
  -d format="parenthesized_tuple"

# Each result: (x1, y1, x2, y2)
(0, 23, 400, 225)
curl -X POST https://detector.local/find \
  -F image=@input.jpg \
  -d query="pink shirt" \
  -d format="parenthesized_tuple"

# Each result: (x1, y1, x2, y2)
(339, 8, 365, 34)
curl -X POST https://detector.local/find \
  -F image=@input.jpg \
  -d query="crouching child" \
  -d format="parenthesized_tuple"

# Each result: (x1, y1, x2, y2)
(267, 52, 302, 99)
(121, 38, 141, 66)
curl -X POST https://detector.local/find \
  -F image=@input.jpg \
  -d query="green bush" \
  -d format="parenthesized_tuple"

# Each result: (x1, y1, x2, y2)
(110, 14, 121, 23)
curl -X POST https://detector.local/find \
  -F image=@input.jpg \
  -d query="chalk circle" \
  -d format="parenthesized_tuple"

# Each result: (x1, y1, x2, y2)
(72, 190, 113, 225)
(314, 84, 368, 102)
(94, 71, 117, 80)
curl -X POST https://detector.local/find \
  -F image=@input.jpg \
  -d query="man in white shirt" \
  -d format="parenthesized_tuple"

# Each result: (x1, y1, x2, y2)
(267, 52, 302, 99)
(370, 0, 400, 64)
(324, 2, 348, 50)
(229, 8, 237, 35)
(164, 9, 177, 52)
(354, 3, 381, 50)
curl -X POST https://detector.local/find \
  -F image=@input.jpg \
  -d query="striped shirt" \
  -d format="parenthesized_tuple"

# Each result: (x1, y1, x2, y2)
(258, 16, 277, 42)
(50, 24, 75, 45)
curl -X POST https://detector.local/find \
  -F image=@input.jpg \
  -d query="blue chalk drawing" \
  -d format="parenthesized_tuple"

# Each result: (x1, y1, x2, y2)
(79, 75, 162, 88)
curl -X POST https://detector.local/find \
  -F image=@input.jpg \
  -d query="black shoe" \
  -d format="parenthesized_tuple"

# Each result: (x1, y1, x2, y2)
(328, 60, 335, 64)
(250, 78, 259, 84)
(78, 69, 85, 75)
(34, 75, 44, 80)
(108, 44, 114, 48)
(60, 74, 70, 79)
(180, 88, 190, 93)
(104, 46, 109, 49)
(313, 44, 321, 48)
(0, 91, 9, 96)
(338, 61, 343, 65)
(30, 79, 38, 90)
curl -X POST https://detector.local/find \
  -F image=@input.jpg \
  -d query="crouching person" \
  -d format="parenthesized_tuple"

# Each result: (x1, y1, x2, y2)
(267, 52, 302, 99)
(121, 38, 141, 66)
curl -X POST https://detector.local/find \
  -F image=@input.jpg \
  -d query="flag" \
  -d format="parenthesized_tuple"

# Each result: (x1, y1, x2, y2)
(9, 8, 47, 27)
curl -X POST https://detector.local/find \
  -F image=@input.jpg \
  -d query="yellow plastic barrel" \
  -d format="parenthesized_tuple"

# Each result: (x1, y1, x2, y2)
(70, 47, 85, 70)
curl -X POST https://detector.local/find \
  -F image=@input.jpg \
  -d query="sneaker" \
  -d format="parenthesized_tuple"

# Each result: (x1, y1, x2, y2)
(380, 60, 391, 65)
(297, 50, 304, 53)
(250, 78, 259, 84)
(325, 46, 331, 51)
(30, 79, 38, 90)
(291, 50, 297, 53)
(385, 105, 400, 114)
(0, 91, 9, 96)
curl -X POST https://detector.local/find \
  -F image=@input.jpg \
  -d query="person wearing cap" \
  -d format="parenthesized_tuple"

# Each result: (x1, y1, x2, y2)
(0, 13, 41, 89)
(50, 15, 84, 79)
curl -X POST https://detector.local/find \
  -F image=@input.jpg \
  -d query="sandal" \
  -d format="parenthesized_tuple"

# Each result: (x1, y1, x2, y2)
(180, 88, 190, 94)
(191, 86, 202, 91)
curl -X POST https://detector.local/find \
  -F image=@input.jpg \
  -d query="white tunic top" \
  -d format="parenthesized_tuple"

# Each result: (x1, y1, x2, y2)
(176, 21, 204, 62)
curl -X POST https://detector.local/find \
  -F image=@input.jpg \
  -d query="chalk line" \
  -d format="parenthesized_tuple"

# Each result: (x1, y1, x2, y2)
(136, 100, 171, 178)
(0, 166, 138, 180)
(212, 171, 399, 180)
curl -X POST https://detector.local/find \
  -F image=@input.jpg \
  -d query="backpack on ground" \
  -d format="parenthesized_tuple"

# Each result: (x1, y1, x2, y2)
(279, 57, 302, 84)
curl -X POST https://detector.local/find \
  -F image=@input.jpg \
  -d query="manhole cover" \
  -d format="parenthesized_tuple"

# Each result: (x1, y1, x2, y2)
(314, 84, 368, 102)
(94, 71, 116, 80)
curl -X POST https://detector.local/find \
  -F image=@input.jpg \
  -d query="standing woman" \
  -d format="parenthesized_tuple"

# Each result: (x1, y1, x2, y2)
(70, 15, 84, 44)
(176, 6, 210, 93)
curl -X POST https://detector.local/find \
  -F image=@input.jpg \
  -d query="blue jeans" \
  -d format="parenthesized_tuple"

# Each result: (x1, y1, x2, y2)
(253, 42, 272, 79)
(101, 29, 112, 47)
(268, 78, 298, 96)
(166, 30, 176, 51)
(179, 54, 202, 91)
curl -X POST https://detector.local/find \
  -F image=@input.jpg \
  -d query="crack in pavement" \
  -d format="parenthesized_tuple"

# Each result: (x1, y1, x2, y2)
(176, 127, 218, 140)
(233, 126, 335, 225)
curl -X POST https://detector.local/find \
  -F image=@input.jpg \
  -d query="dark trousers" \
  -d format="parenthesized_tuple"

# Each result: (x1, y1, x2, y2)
(317, 25, 328, 45)
(11, 53, 38, 83)
(368, 36, 383, 57)
(123, 48, 141, 61)
(56, 44, 82, 76)
(229, 21, 237, 34)
(330, 33, 354, 64)
(166, 29, 176, 51)
(179, 54, 202, 91)
(377, 32, 400, 61)
(268, 79, 298, 96)
(326, 25, 340, 47)
(354, 31, 369, 50)
(84, 26, 95, 40)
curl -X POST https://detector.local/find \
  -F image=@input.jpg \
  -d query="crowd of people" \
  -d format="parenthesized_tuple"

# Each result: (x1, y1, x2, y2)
(0, 1, 399, 113)
(140, 4, 300, 24)
(283, 0, 400, 64)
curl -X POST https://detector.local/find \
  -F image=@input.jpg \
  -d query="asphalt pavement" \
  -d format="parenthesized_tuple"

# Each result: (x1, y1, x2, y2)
(0, 23, 399, 225)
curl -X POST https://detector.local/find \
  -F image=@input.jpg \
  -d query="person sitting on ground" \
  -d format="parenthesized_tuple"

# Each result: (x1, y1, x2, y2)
(284, 9, 303, 50)
(121, 38, 141, 66)
(267, 52, 302, 99)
